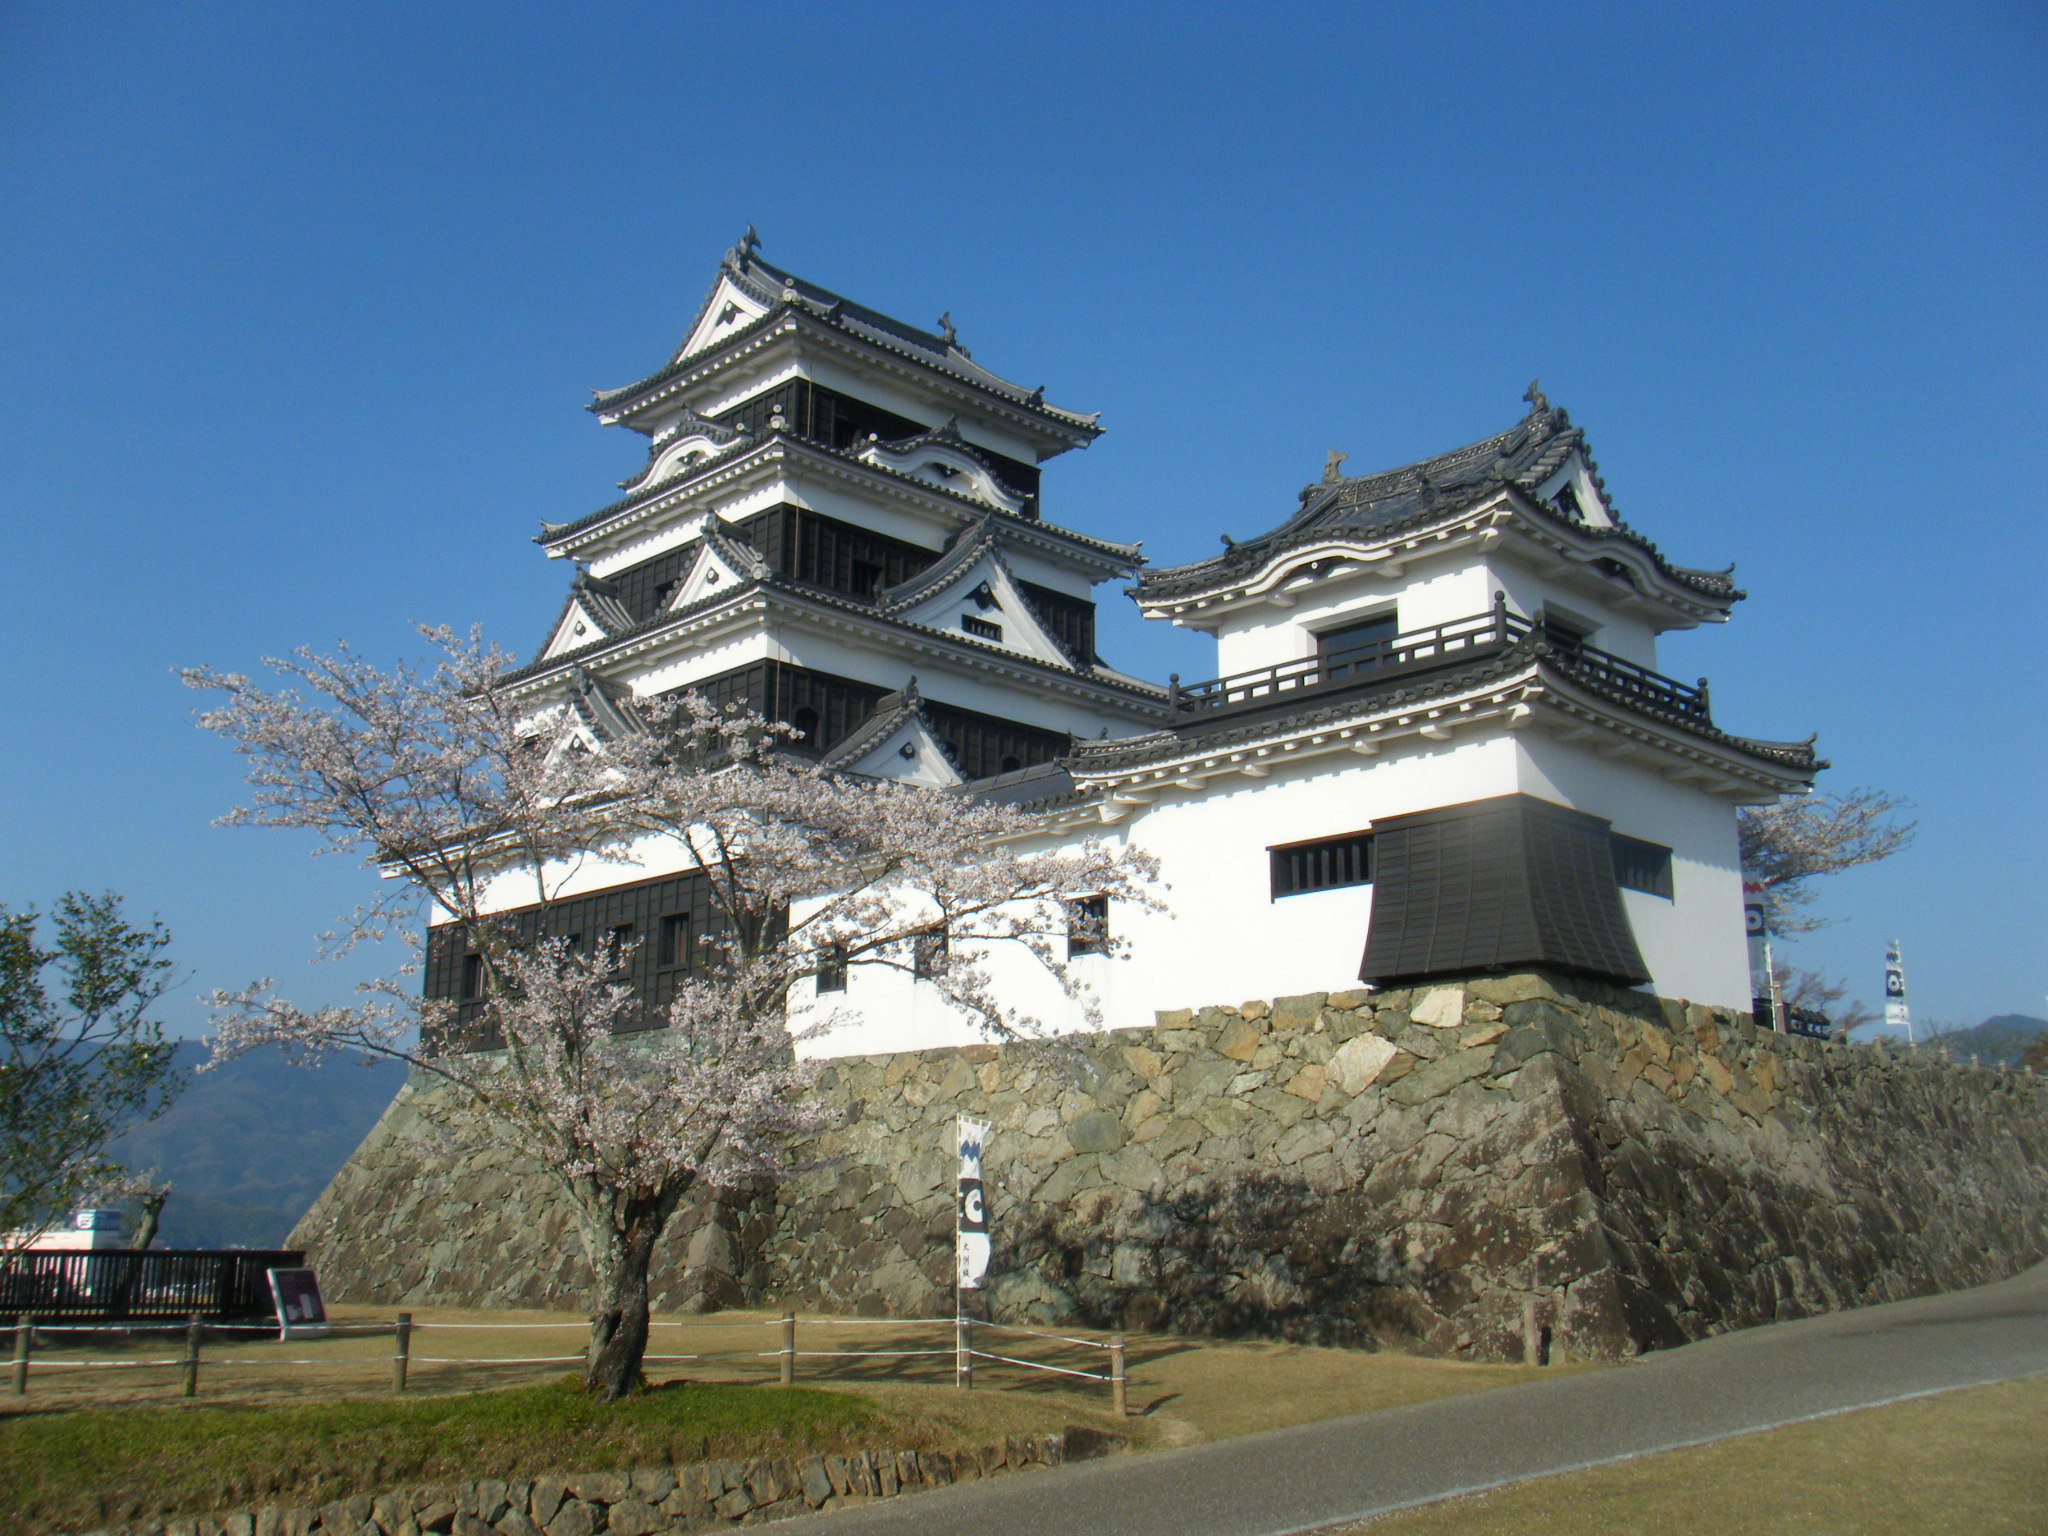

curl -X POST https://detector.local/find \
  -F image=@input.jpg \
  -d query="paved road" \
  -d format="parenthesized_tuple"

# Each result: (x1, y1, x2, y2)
(776, 1260, 2048, 1536)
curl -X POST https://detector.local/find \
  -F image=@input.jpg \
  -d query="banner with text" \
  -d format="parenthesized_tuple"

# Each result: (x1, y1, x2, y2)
(1883, 942, 1911, 1034)
(956, 1116, 990, 1291)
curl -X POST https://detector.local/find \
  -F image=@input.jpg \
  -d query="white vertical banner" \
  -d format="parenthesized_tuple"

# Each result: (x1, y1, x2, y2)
(955, 1116, 990, 1291)
(1883, 942, 1912, 1041)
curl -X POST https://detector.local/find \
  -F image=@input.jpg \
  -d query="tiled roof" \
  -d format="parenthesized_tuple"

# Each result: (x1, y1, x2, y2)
(500, 561, 1171, 709)
(962, 760, 1082, 809)
(535, 431, 1141, 568)
(1135, 397, 1739, 604)
(589, 237, 1100, 435)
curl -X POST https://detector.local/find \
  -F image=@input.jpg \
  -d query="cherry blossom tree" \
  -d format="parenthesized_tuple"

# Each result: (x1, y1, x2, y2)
(186, 629, 1156, 1398)
(1738, 788, 1914, 934)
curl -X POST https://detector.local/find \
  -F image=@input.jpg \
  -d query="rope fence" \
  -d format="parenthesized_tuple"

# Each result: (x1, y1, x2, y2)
(7, 1308, 1132, 1414)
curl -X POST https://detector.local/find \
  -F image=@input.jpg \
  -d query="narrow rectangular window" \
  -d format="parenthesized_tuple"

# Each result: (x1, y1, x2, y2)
(602, 924, 634, 967)
(660, 912, 693, 970)
(912, 925, 948, 978)
(1611, 833, 1674, 899)
(816, 942, 848, 993)
(1269, 832, 1375, 899)
(461, 953, 486, 1000)
(961, 615, 1003, 642)
(1066, 896, 1109, 958)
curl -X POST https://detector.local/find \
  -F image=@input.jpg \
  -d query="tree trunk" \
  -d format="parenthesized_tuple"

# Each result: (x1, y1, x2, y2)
(128, 1191, 166, 1252)
(581, 1194, 674, 1400)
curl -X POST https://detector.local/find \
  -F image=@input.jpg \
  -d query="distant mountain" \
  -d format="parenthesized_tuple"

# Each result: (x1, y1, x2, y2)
(1924, 1014, 2048, 1067)
(105, 1042, 407, 1249)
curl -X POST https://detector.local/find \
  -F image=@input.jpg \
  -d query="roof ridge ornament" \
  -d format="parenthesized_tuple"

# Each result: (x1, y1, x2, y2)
(723, 224, 760, 272)
(1323, 450, 1349, 484)
(1523, 379, 1549, 415)
(937, 312, 957, 347)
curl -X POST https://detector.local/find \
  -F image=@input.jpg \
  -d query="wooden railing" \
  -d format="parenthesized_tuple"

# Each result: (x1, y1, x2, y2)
(0, 1249, 301, 1322)
(1165, 601, 1712, 725)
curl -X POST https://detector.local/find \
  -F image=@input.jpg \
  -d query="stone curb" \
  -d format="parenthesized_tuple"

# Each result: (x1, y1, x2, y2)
(75, 1426, 1120, 1536)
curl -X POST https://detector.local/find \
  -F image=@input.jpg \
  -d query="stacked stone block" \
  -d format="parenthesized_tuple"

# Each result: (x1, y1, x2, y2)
(293, 972, 2048, 1362)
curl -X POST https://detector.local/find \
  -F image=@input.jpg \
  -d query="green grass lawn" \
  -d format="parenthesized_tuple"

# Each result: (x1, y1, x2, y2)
(1, 1378, 879, 1535)
(1344, 1372, 2048, 1536)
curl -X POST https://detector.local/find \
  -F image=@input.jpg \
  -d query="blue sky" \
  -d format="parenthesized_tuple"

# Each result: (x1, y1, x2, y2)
(2, 2, 2042, 1035)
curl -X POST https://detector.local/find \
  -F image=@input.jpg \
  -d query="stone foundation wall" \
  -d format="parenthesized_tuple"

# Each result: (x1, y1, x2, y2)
(79, 1430, 1108, 1536)
(287, 1078, 765, 1315)
(293, 972, 2048, 1361)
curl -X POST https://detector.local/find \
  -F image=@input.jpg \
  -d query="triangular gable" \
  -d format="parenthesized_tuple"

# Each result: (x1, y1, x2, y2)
(541, 595, 621, 660)
(676, 273, 773, 364)
(670, 530, 764, 610)
(1529, 450, 1615, 529)
(820, 704, 964, 789)
(883, 542, 1076, 668)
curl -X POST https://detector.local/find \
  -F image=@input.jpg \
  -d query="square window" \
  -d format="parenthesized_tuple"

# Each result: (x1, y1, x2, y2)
(1611, 833, 1674, 899)
(1066, 896, 1109, 958)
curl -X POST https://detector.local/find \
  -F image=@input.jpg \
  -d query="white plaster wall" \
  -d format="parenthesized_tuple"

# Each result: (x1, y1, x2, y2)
(583, 479, 792, 580)
(464, 718, 1751, 1062)
(779, 472, 957, 552)
(627, 629, 776, 699)
(1208, 558, 1493, 677)
(1514, 731, 1752, 1009)
(1202, 545, 1675, 682)
(1487, 560, 1662, 668)
(784, 720, 1753, 1057)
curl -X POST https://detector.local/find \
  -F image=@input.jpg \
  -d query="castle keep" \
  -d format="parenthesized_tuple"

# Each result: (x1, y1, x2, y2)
(295, 242, 2048, 1355)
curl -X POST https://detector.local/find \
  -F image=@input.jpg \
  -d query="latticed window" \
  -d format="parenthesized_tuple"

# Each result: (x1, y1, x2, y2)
(1269, 832, 1376, 899)
(659, 913, 692, 970)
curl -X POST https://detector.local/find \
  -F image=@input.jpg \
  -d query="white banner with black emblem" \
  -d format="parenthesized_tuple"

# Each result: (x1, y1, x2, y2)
(955, 1116, 990, 1291)
(1883, 942, 1911, 1035)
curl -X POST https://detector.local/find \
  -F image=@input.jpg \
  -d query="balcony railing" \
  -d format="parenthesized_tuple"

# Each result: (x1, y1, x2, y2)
(1166, 601, 1712, 725)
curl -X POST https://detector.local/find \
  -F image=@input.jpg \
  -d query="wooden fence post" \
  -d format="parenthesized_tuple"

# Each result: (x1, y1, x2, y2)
(780, 1312, 795, 1387)
(10, 1315, 29, 1396)
(181, 1313, 203, 1399)
(392, 1312, 412, 1394)
(1109, 1334, 1127, 1417)
(955, 1313, 972, 1390)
